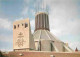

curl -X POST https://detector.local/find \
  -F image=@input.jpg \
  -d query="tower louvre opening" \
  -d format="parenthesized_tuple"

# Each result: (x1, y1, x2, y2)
(35, 12, 50, 31)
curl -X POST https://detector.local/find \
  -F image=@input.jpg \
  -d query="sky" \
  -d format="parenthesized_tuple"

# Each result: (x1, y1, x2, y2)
(0, 0, 80, 51)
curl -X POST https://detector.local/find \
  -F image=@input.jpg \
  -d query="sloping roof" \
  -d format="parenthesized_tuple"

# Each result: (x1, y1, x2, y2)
(33, 30, 62, 42)
(33, 30, 73, 52)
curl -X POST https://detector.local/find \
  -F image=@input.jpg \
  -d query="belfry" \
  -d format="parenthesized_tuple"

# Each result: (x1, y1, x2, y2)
(13, 19, 35, 51)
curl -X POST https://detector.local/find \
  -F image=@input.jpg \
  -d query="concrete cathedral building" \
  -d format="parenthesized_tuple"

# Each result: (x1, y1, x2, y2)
(3, 2, 80, 57)
(13, 11, 73, 52)
(33, 12, 73, 52)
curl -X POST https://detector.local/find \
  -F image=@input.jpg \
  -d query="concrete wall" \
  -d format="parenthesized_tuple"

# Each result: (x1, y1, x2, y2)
(41, 40, 51, 51)
(8, 52, 80, 57)
(54, 41, 64, 52)
(13, 18, 35, 51)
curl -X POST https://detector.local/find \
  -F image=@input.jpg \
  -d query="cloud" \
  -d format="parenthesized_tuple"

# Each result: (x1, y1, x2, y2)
(0, 18, 12, 30)
(0, 35, 13, 42)
(30, 19, 35, 33)
(21, 0, 32, 16)
(0, 48, 13, 52)
(69, 41, 80, 50)
(30, 19, 35, 28)
(31, 30, 34, 33)
(21, 7, 28, 16)
(24, 0, 31, 4)
(39, 0, 80, 50)
(41, 0, 80, 36)
(15, 17, 24, 21)
(30, 9, 35, 16)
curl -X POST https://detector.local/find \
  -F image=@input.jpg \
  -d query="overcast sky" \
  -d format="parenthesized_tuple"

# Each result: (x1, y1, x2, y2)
(0, 0, 80, 51)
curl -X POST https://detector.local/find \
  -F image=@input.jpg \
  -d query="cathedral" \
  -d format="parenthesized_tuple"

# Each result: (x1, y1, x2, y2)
(13, 11, 73, 52)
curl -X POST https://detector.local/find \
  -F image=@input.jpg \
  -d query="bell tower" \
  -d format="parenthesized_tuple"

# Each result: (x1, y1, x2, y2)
(13, 18, 35, 51)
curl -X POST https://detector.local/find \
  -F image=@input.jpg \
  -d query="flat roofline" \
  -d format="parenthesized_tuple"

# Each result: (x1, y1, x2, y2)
(35, 12, 48, 16)
(13, 18, 29, 25)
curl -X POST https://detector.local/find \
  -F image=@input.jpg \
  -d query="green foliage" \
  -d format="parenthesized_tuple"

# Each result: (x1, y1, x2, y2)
(0, 51, 3, 57)
(0, 51, 9, 57)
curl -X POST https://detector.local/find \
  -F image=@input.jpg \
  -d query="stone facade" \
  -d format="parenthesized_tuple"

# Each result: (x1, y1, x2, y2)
(13, 18, 35, 51)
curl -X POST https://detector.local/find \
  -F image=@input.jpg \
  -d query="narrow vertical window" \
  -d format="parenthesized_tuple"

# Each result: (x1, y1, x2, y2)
(39, 14, 41, 28)
(42, 13, 44, 28)
(39, 41, 41, 51)
(51, 43, 53, 51)
(22, 23, 23, 26)
(18, 24, 19, 28)
(14, 25, 16, 29)
(25, 23, 28, 28)
(44, 14, 46, 28)
(37, 15, 39, 28)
